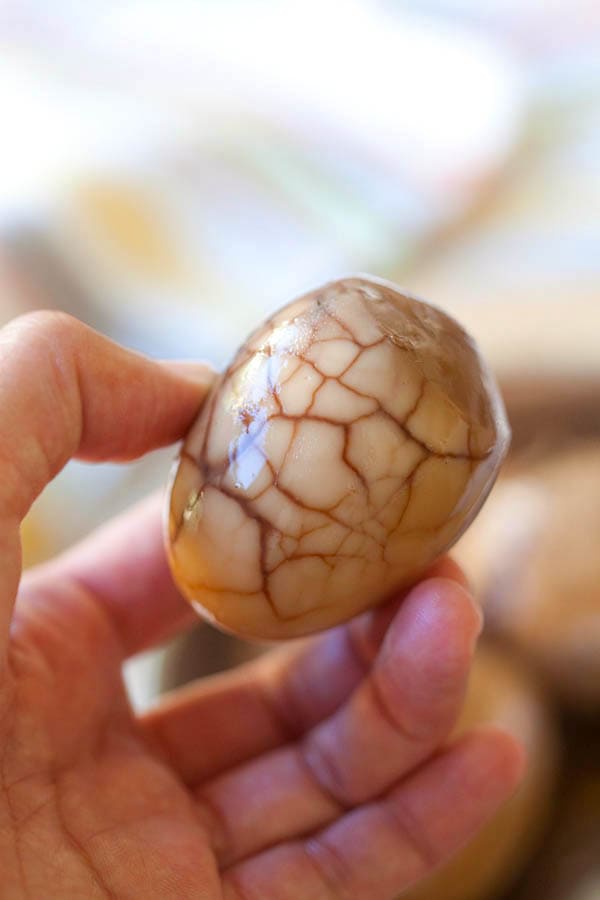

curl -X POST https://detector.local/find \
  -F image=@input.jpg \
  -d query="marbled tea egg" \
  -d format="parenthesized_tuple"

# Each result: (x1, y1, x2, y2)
(166, 276, 509, 639)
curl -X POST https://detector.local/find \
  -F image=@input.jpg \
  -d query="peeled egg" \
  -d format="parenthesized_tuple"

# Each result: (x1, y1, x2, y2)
(166, 276, 509, 639)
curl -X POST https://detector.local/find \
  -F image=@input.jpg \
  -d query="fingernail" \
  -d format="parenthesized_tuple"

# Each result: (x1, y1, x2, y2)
(468, 592, 484, 652)
(435, 556, 473, 594)
(458, 565, 473, 596)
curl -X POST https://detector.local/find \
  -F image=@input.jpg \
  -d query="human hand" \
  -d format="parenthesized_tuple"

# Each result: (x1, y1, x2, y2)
(0, 312, 524, 899)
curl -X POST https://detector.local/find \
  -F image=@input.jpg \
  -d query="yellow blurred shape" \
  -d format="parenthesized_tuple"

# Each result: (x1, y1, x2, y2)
(21, 510, 53, 569)
(76, 180, 185, 282)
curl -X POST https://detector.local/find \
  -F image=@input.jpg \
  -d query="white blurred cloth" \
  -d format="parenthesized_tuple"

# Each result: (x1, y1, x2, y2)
(0, 2, 521, 362)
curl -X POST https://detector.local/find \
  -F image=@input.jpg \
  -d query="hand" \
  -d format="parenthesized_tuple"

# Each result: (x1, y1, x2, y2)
(0, 312, 523, 899)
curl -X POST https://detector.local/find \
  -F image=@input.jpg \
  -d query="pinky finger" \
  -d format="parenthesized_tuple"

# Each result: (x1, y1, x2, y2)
(223, 728, 525, 900)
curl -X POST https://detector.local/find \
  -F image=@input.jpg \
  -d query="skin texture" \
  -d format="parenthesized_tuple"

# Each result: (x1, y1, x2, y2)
(168, 277, 509, 639)
(0, 311, 523, 899)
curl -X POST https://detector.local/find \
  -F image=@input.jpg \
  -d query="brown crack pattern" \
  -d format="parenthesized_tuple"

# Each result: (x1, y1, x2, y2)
(167, 276, 510, 639)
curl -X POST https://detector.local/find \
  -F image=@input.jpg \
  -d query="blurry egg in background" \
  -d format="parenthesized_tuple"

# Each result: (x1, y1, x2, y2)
(454, 443, 600, 715)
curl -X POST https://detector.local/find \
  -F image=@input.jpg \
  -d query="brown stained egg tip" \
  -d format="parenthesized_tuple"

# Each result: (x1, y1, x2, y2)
(166, 276, 509, 639)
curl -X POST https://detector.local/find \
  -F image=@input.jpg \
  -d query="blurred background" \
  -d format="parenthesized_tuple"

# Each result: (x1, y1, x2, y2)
(1, 1, 599, 898)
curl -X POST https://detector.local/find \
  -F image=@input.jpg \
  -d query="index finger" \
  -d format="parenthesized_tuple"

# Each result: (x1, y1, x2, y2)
(0, 310, 214, 650)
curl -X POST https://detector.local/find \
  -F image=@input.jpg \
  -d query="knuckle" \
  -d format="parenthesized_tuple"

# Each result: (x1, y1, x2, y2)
(300, 735, 353, 807)
(304, 835, 355, 900)
(195, 788, 233, 865)
(369, 673, 417, 738)
(384, 796, 439, 873)
(369, 672, 444, 747)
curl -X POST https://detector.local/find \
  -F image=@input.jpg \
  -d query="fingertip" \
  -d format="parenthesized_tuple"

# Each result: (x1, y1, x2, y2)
(392, 726, 529, 879)
(160, 360, 217, 392)
(384, 577, 483, 663)
(457, 727, 528, 799)
(430, 576, 483, 642)
(372, 579, 484, 745)
(486, 727, 528, 790)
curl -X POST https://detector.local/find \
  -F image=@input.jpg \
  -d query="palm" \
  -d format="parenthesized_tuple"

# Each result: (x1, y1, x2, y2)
(4, 575, 219, 898)
(0, 312, 522, 899)
(3, 545, 516, 900)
